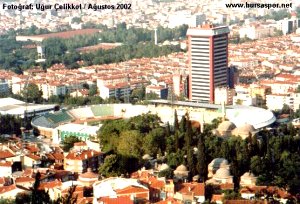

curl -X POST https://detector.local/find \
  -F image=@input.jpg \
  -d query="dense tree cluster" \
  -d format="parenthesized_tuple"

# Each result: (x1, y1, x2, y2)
(0, 114, 22, 135)
(0, 23, 187, 72)
(62, 136, 82, 152)
(260, 9, 291, 21)
(97, 111, 300, 197)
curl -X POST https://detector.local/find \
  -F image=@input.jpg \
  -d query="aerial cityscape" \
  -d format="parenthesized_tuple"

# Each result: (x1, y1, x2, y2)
(0, 0, 300, 203)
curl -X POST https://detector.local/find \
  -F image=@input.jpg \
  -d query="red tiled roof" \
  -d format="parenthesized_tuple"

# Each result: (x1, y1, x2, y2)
(74, 142, 87, 147)
(0, 185, 17, 194)
(15, 177, 35, 183)
(0, 161, 12, 167)
(0, 177, 5, 185)
(155, 198, 181, 204)
(26, 154, 41, 161)
(46, 152, 64, 161)
(77, 197, 93, 204)
(65, 150, 102, 160)
(176, 182, 205, 197)
(240, 186, 291, 199)
(115, 186, 149, 195)
(220, 183, 234, 190)
(23, 169, 33, 177)
(0, 150, 15, 159)
(224, 200, 265, 204)
(98, 196, 134, 204)
(211, 194, 224, 202)
(39, 180, 62, 190)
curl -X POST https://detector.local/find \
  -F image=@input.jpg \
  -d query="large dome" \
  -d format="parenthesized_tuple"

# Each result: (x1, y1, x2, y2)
(158, 163, 170, 172)
(217, 121, 236, 132)
(232, 124, 256, 139)
(215, 168, 231, 179)
(176, 164, 188, 172)
(209, 158, 229, 168)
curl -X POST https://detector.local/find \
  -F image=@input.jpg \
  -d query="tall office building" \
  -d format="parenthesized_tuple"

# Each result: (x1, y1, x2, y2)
(187, 24, 230, 103)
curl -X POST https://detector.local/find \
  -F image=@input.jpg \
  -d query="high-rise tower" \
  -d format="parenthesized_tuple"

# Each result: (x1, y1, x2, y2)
(187, 24, 230, 103)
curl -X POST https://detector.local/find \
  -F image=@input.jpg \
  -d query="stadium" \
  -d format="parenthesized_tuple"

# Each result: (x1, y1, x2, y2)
(31, 100, 276, 142)
(0, 97, 57, 118)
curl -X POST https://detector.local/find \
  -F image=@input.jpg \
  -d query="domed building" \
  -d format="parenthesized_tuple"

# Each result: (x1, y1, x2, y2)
(208, 158, 230, 178)
(78, 168, 99, 186)
(174, 164, 189, 179)
(158, 163, 170, 172)
(206, 166, 233, 185)
(232, 123, 256, 140)
(142, 154, 153, 160)
(216, 121, 236, 137)
(240, 172, 257, 187)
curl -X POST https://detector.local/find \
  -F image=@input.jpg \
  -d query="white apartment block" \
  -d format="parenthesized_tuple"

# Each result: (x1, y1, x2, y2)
(214, 87, 236, 105)
(266, 94, 294, 111)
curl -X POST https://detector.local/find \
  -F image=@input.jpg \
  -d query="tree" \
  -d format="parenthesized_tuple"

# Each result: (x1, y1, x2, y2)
(60, 185, 78, 204)
(143, 128, 166, 156)
(0, 198, 15, 204)
(88, 85, 97, 96)
(117, 130, 143, 158)
(71, 17, 82, 24)
(30, 172, 51, 204)
(158, 168, 174, 179)
(97, 119, 129, 152)
(197, 133, 207, 182)
(98, 154, 119, 177)
(62, 136, 82, 152)
(130, 87, 145, 102)
(21, 83, 43, 103)
(98, 154, 139, 177)
(146, 92, 159, 100)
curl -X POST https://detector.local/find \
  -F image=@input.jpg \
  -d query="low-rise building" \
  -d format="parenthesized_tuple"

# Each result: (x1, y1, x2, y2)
(266, 94, 294, 111)
(173, 182, 205, 204)
(0, 161, 12, 178)
(146, 85, 168, 99)
(214, 87, 236, 105)
(64, 150, 103, 173)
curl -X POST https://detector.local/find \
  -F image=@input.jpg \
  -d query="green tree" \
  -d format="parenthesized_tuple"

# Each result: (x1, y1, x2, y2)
(158, 168, 174, 179)
(62, 136, 82, 152)
(21, 83, 43, 103)
(59, 185, 78, 204)
(146, 92, 159, 100)
(31, 172, 51, 204)
(130, 86, 145, 102)
(98, 154, 119, 177)
(71, 17, 82, 24)
(143, 128, 166, 156)
(88, 85, 97, 96)
(117, 130, 143, 158)
(0, 198, 15, 204)
(97, 119, 129, 152)
(197, 133, 207, 182)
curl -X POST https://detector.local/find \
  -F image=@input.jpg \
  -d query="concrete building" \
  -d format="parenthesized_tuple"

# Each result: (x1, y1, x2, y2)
(93, 177, 149, 204)
(0, 79, 9, 94)
(214, 87, 235, 105)
(99, 83, 130, 100)
(187, 24, 230, 103)
(239, 25, 275, 40)
(146, 85, 168, 99)
(64, 149, 104, 173)
(266, 94, 295, 111)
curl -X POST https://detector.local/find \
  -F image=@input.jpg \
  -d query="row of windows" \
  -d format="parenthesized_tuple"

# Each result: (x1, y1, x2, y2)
(191, 49, 210, 54)
(190, 45, 209, 49)
(213, 46, 227, 52)
(213, 35, 227, 41)
(214, 49, 227, 55)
